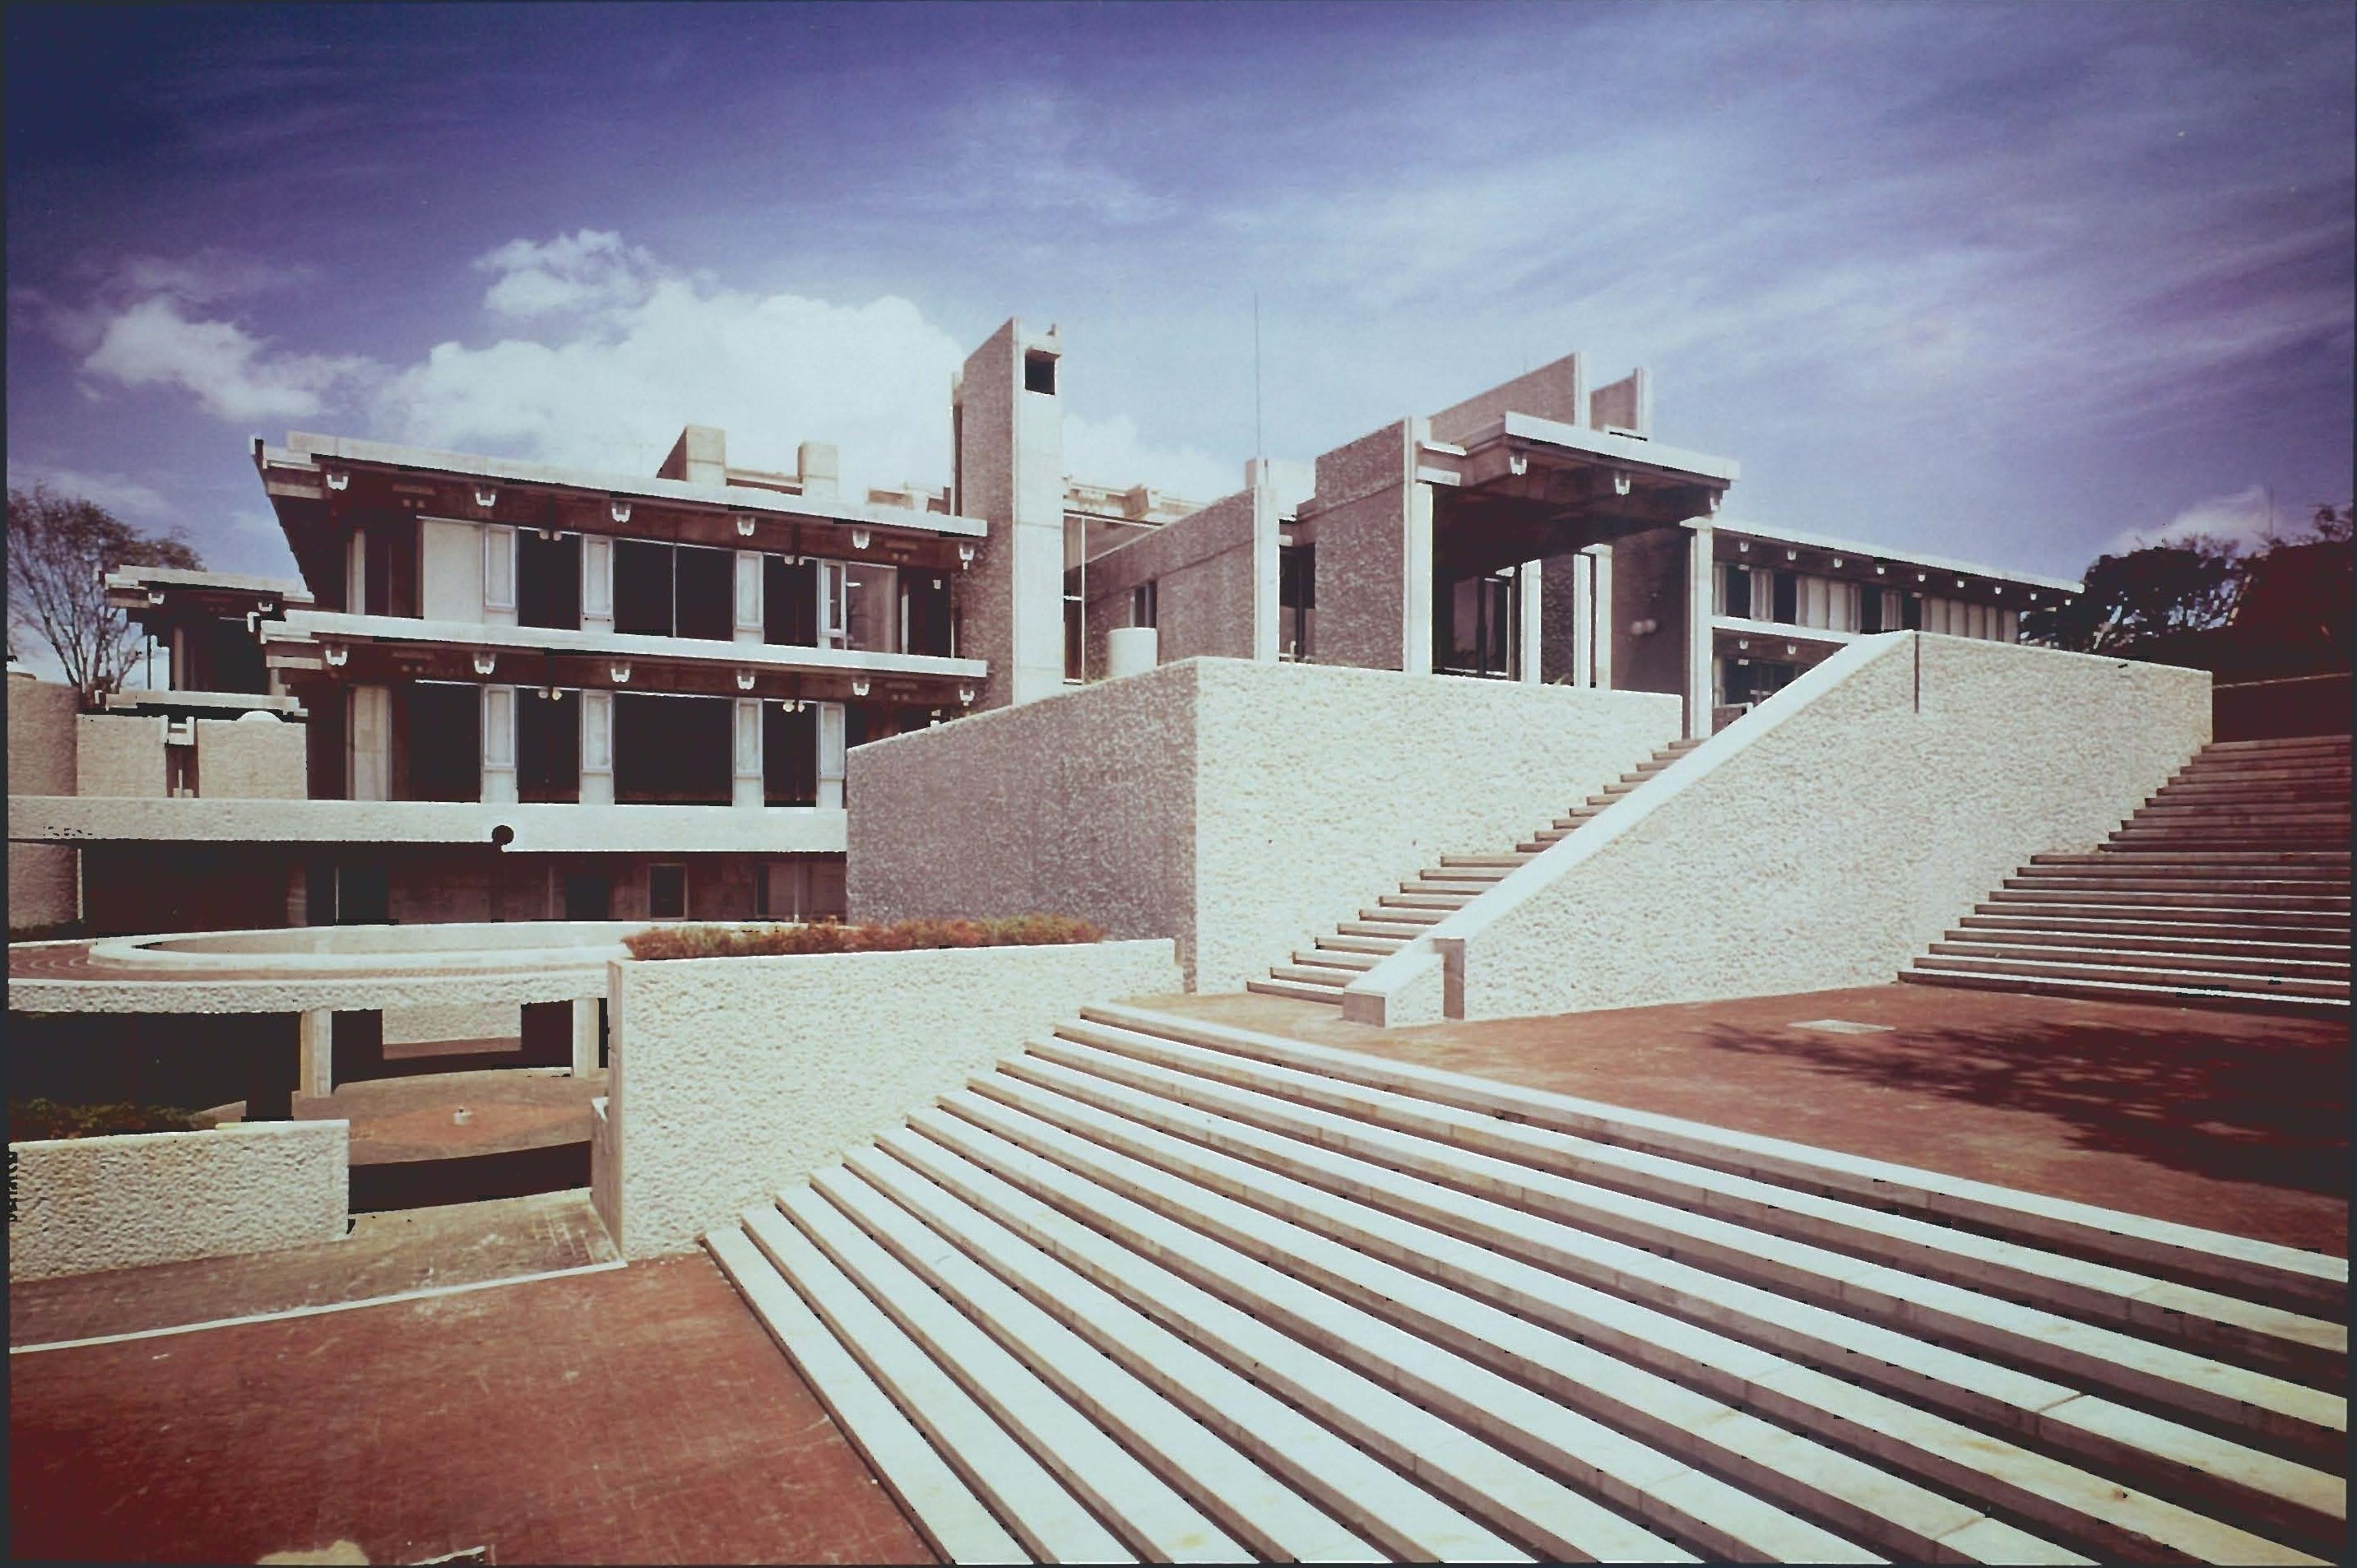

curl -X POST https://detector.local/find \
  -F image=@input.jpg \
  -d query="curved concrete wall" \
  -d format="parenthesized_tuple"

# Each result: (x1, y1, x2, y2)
(847, 657, 1682, 990)
(1372, 633, 2209, 1022)
(8, 1120, 348, 1282)
(601, 938, 1180, 1255)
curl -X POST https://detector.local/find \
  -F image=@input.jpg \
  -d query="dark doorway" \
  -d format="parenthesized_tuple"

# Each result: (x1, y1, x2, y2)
(517, 531, 582, 629)
(766, 555, 818, 646)
(674, 545, 734, 642)
(400, 681, 480, 801)
(764, 702, 819, 805)
(613, 694, 731, 804)
(1436, 564, 1519, 679)
(517, 690, 580, 803)
(563, 870, 611, 920)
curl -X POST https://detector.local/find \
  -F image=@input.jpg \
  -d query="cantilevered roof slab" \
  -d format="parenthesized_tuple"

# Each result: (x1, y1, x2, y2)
(1424, 411, 1739, 580)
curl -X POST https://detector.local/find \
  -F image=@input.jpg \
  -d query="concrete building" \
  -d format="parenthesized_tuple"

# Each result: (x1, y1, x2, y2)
(7, 320, 2076, 937)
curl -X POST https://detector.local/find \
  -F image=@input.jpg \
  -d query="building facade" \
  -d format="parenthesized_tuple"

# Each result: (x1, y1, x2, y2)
(7, 319, 2078, 937)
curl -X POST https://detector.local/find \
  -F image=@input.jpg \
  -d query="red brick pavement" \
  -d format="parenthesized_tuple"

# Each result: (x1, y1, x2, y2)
(8, 1253, 935, 1565)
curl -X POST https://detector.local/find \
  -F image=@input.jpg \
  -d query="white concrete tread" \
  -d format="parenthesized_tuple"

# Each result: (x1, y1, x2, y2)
(703, 1225, 1026, 1566)
(1905, 735, 2350, 1015)
(708, 1001, 2341, 1564)
(1259, 738, 1700, 1007)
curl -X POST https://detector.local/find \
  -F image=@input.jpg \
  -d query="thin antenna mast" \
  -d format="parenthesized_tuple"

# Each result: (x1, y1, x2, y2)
(1253, 291, 1264, 463)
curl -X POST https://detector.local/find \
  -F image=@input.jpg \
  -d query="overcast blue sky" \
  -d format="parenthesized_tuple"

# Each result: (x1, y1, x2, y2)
(7, 2, 2351, 586)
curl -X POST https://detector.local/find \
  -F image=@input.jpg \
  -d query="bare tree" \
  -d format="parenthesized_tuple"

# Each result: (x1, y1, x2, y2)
(7, 484, 202, 697)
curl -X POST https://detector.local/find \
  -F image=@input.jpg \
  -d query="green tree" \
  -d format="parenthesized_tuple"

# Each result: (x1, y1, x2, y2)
(2020, 536, 2243, 654)
(7, 484, 202, 696)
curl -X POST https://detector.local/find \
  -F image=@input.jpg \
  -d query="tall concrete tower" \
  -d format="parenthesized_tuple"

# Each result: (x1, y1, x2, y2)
(952, 319, 1065, 709)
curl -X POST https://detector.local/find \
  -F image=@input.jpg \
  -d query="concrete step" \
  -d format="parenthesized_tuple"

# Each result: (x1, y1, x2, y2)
(1266, 963, 1352, 989)
(825, 1148, 1448, 1560)
(1293, 947, 1380, 971)
(1419, 865, 1519, 884)
(1986, 886, 2351, 913)
(1244, 977, 1347, 1004)
(1942, 925, 2352, 963)
(1971, 900, 2350, 933)
(1911, 952, 2349, 1001)
(2197, 736, 2352, 757)
(704, 1226, 1026, 1564)
(1378, 890, 1478, 911)
(1314, 934, 1404, 956)
(770, 1183, 1246, 1561)
(2031, 851, 2350, 872)
(2004, 873, 2355, 898)
(1903, 964, 2351, 1020)
(2129, 805, 2352, 826)
(731, 1204, 1139, 1561)
(1400, 878, 1501, 898)
(1959, 911, 2352, 943)
(904, 1106, 1700, 1562)
(1337, 918, 1425, 939)
(2151, 784, 2353, 806)
(1929, 940, 2350, 983)
(1038, 1023, 2346, 1385)
(977, 1040, 2341, 1556)
(1079, 1004, 2350, 1316)
(1435, 853, 1534, 870)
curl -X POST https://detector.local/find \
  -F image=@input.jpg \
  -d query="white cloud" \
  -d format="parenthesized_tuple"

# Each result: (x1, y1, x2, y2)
(476, 229, 658, 318)
(80, 295, 375, 422)
(4, 463, 174, 522)
(1064, 412, 1238, 505)
(2112, 484, 2294, 554)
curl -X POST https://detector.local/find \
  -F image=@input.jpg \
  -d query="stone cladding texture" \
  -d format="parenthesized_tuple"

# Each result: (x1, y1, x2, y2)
(1451, 633, 2212, 1018)
(193, 717, 307, 799)
(8, 1120, 349, 1280)
(75, 714, 165, 796)
(847, 656, 1681, 990)
(603, 939, 1180, 1255)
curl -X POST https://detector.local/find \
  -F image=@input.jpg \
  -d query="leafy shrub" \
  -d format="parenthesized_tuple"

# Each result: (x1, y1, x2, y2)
(623, 914, 1105, 962)
(10, 1098, 199, 1142)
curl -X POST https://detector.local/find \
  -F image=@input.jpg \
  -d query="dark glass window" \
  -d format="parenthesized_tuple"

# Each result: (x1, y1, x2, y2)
(562, 870, 610, 920)
(763, 703, 819, 805)
(907, 571, 953, 657)
(614, 540, 675, 636)
(765, 556, 818, 646)
(1024, 350, 1057, 395)
(1771, 571, 1798, 625)
(1436, 566, 1516, 679)
(517, 690, 579, 803)
(336, 863, 391, 925)
(401, 681, 480, 801)
(1279, 543, 1315, 661)
(1132, 580, 1158, 629)
(674, 545, 734, 641)
(648, 863, 688, 920)
(613, 694, 731, 805)
(517, 532, 582, 629)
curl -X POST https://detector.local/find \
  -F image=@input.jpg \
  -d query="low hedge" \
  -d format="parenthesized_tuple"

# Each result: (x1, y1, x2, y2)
(623, 914, 1105, 962)
(10, 1098, 200, 1142)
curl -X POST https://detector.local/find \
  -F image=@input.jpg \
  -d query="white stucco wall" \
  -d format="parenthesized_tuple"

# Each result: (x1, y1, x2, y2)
(602, 939, 1180, 1255)
(193, 717, 307, 800)
(8, 1120, 349, 1281)
(382, 1000, 523, 1044)
(847, 656, 1681, 990)
(1420, 633, 2209, 1020)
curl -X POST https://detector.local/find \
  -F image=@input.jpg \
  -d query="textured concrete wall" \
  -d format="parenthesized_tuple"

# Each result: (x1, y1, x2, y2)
(8, 675, 80, 794)
(76, 714, 166, 796)
(850, 659, 1199, 958)
(1082, 490, 1259, 675)
(848, 656, 1682, 990)
(382, 1000, 523, 1044)
(603, 939, 1180, 1255)
(8, 1120, 349, 1281)
(1441, 633, 2211, 1018)
(9, 676, 83, 930)
(1308, 421, 1416, 670)
(194, 718, 307, 799)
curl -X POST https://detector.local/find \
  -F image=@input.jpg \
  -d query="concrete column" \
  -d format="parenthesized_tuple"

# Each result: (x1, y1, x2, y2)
(1589, 544, 1614, 689)
(570, 997, 601, 1077)
(732, 697, 763, 809)
(581, 535, 615, 633)
(1517, 559, 1543, 684)
(579, 689, 614, 805)
(349, 684, 391, 801)
(733, 550, 763, 647)
(346, 531, 367, 612)
(953, 319, 1066, 709)
(1247, 460, 1283, 662)
(299, 1009, 334, 1099)
(817, 701, 846, 810)
(1685, 523, 1716, 739)
(1570, 553, 1595, 687)
(1402, 418, 1436, 677)
(481, 684, 518, 804)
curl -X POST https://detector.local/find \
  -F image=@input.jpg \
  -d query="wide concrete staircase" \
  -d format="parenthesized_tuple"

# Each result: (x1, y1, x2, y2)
(708, 1004, 2345, 1564)
(1249, 738, 1706, 1005)
(1905, 735, 2350, 1016)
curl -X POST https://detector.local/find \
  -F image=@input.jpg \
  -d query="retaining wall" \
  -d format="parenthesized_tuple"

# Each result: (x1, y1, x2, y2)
(600, 938, 1180, 1255)
(848, 656, 1681, 990)
(1349, 633, 2211, 1023)
(8, 1120, 349, 1281)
